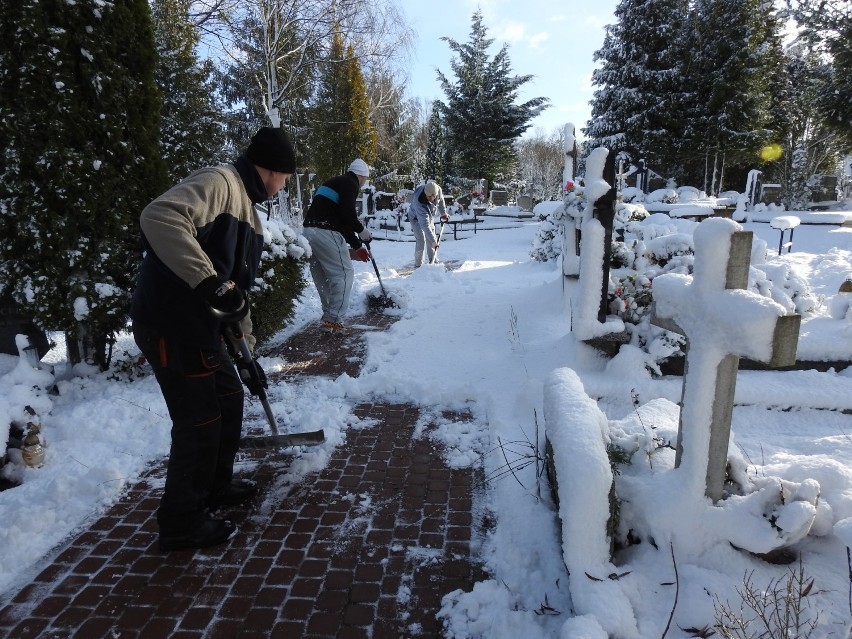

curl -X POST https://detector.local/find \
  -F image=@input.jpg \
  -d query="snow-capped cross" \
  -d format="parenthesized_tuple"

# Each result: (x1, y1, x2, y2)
(651, 218, 801, 502)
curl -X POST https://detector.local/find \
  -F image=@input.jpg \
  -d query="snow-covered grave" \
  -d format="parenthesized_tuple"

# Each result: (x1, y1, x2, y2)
(560, 123, 582, 278)
(543, 220, 828, 638)
(571, 147, 627, 346)
(650, 219, 800, 501)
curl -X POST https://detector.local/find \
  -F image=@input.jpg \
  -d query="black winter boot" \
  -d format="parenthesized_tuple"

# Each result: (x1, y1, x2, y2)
(159, 515, 236, 552)
(205, 479, 259, 509)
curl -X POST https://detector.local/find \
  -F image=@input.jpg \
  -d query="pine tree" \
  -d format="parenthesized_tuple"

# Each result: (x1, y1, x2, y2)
(685, 0, 786, 192)
(0, 0, 167, 368)
(772, 45, 847, 207)
(821, 19, 852, 147)
(309, 32, 377, 183)
(790, 0, 852, 148)
(584, 0, 691, 178)
(437, 10, 548, 187)
(151, 0, 226, 183)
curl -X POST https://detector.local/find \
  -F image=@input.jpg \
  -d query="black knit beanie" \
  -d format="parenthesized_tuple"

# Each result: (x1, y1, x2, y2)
(245, 127, 297, 173)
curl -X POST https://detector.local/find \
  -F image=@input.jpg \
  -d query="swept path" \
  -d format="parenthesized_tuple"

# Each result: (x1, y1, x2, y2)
(0, 313, 486, 638)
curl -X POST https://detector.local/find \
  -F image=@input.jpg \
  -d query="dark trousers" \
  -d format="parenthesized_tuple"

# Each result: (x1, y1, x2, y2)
(133, 323, 244, 533)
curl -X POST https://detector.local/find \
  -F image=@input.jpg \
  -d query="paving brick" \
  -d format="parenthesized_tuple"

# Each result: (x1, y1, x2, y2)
(281, 596, 314, 620)
(178, 605, 215, 630)
(291, 577, 322, 598)
(343, 602, 374, 626)
(0, 316, 486, 638)
(306, 611, 341, 636)
(219, 595, 253, 619)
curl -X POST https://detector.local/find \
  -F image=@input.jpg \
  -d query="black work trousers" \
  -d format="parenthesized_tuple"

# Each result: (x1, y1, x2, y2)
(133, 323, 244, 533)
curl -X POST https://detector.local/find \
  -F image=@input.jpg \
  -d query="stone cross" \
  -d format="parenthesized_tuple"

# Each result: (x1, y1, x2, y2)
(651, 219, 800, 501)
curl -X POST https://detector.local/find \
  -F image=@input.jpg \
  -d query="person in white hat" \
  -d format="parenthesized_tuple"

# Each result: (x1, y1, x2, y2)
(302, 159, 373, 331)
(407, 179, 449, 267)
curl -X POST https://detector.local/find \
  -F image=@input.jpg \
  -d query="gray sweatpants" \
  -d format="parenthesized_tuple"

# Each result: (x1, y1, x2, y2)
(410, 215, 437, 267)
(302, 227, 354, 324)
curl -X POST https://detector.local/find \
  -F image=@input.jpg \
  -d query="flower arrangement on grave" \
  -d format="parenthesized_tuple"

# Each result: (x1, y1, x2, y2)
(469, 191, 488, 209)
(530, 179, 587, 262)
(608, 273, 653, 325)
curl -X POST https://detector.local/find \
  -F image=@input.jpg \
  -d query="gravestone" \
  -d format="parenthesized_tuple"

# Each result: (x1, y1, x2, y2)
(594, 152, 617, 322)
(490, 190, 508, 206)
(745, 169, 763, 209)
(810, 175, 838, 202)
(0, 298, 50, 358)
(375, 193, 395, 210)
(517, 194, 533, 211)
(760, 183, 783, 205)
(651, 220, 800, 501)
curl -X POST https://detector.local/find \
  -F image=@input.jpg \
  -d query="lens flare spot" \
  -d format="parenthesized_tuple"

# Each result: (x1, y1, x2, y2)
(760, 144, 783, 162)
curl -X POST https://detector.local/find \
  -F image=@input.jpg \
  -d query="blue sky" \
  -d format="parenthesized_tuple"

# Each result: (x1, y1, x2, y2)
(401, 0, 620, 139)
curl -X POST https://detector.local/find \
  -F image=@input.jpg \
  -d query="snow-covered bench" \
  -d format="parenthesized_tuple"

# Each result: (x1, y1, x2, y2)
(769, 215, 800, 255)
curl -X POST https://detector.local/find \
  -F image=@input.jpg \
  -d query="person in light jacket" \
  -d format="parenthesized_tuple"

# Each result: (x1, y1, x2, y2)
(407, 180, 449, 267)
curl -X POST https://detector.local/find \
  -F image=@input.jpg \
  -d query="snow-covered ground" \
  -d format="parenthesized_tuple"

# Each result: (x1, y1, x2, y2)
(2, 207, 852, 637)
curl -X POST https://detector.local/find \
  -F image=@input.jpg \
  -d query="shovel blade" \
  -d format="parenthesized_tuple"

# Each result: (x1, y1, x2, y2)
(240, 429, 325, 449)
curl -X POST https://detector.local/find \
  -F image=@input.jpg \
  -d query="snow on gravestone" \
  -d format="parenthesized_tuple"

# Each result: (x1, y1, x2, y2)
(572, 147, 626, 342)
(650, 217, 801, 502)
(544, 368, 641, 639)
(561, 123, 581, 277)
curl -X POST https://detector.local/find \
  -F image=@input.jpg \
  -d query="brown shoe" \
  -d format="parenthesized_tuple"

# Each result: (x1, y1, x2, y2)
(321, 320, 349, 332)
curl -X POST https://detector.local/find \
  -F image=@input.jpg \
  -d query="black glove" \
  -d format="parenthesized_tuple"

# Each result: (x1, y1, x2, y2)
(238, 357, 268, 396)
(196, 276, 244, 313)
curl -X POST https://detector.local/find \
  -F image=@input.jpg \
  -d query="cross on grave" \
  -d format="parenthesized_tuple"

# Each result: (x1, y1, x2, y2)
(594, 151, 617, 322)
(561, 124, 581, 277)
(651, 219, 801, 502)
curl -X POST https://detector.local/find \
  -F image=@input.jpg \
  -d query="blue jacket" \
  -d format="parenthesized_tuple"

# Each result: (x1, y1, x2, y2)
(304, 171, 366, 249)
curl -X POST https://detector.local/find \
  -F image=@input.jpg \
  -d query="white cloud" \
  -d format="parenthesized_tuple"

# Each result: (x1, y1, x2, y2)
(529, 32, 549, 50)
(494, 21, 527, 44)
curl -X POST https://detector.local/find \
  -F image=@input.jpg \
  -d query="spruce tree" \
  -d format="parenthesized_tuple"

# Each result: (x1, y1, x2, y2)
(790, 0, 852, 147)
(0, 0, 167, 368)
(686, 0, 785, 192)
(309, 32, 377, 183)
(437, 10, 548, 187)
(151, 0, 226, 183)
(821, 19, 852, 147)
(584, 0, 691, 179)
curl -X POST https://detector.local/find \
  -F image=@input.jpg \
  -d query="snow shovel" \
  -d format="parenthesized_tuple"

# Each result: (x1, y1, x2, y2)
(211, 302, 325, 448)
(364, 241, 398, 309)
(431, 219, 447, 264)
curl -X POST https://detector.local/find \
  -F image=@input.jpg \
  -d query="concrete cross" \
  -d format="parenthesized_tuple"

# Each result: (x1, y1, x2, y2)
(651, 218, 800, 501)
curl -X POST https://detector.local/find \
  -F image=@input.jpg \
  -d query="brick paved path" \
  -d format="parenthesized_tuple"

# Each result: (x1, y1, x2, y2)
(0, 313, 485, 638)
